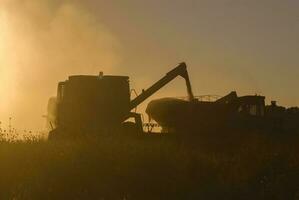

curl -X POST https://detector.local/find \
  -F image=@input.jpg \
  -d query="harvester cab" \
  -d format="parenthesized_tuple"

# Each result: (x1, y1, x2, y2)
(47, 62, 194, 139)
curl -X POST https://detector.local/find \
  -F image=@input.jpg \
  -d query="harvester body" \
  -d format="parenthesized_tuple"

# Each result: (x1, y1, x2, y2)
(47, 63, 194, 138)
(53, 75, 131, 133)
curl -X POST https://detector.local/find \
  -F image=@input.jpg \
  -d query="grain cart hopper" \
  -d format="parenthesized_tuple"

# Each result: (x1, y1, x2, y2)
(146, 91, 267, 133)
(47, 62, 194, 139)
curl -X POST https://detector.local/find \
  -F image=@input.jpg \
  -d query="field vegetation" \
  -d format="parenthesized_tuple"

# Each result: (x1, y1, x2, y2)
(0, 130, 299, 199)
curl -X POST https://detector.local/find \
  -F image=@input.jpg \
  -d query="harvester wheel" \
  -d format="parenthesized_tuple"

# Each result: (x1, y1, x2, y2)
(48, 128, 63, 140)
(122, 122, 141, 135)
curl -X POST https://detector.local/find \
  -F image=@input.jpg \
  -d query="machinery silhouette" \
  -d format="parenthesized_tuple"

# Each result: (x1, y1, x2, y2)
(47, 62, 193, 139)
(47, 62, 299, 139)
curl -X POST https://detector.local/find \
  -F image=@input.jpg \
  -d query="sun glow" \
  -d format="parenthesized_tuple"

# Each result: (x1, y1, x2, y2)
(0, 2, 121, 130)
(0, 10, 6, 61)
(0, 9, 18, 116)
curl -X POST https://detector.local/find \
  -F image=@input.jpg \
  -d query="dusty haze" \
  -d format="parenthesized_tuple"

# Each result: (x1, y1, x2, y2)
(0, 0, 298, 130)
(0, 1, 120, 130)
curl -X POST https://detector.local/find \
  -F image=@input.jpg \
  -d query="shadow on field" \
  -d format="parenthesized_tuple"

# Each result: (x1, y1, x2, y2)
(1, 130, 299, 199)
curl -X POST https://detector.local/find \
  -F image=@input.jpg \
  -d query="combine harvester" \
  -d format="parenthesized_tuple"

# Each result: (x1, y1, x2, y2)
(47, 62, 299, 139)
(47, 62, 194, 139)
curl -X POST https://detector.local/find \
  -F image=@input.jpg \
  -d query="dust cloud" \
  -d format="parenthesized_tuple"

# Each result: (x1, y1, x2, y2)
(0, 0, 121, 130)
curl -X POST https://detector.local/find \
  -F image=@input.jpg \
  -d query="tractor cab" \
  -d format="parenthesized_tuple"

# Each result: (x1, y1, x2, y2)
(236, 95, 265, 117)
(232, 95, 266, 128)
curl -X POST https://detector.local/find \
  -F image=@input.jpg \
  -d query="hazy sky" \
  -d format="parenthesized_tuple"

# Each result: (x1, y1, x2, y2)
(0, 0, 298, 130)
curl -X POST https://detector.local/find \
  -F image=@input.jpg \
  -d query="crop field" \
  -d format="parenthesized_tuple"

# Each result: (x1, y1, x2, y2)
(0, 131, 299, 200)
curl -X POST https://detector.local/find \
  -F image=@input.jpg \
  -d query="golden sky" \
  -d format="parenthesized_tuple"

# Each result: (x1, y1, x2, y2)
(0, 0, 298, 130)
